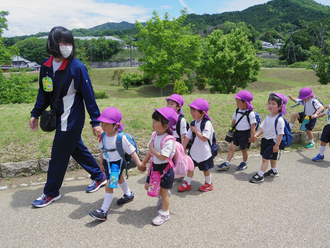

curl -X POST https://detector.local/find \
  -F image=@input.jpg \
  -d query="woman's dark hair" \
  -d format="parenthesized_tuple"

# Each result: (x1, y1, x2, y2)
(46, 26, 75, 59)
(152, 111, 172, 135)
(268, 94, 283, 107)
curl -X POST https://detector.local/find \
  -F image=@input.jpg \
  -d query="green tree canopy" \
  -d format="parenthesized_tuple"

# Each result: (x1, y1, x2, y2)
(135, 10, 202, 96)
(0, 11, 17, 65)
(200, 28, 261, 94)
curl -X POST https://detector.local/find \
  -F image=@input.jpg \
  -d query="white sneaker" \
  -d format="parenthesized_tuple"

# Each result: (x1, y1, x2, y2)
(152, 212, 170, 226)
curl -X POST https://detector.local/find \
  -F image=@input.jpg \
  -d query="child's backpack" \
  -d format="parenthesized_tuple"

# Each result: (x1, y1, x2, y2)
(236, 108, 261, 131)
(275, 114, 293, 150)
(188, 118, 218, 158)
(101, 131, 139, 178)
(176, 115, 189, 143)
(151, 132, 194, 178)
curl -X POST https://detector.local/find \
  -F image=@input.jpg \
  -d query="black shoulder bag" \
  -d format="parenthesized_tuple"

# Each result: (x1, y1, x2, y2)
(40, 59, 71, 132)
(225, 109, 250, 142)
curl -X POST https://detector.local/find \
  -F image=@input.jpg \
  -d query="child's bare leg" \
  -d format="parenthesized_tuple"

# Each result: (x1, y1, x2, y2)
(289, 112, 299, 124)
(260, 158, 269, 172)
(105, 181, 114, 194)
(160, 188, 169, 212)
(270, 159, 277, 169)
(187, 169, 194, 178)
(242, 149, 248, 162)
(203, 170, 211, 177)
(226, 142, 236, 162)
(145, 182, 149, 191)
(306, 130, 314, 140)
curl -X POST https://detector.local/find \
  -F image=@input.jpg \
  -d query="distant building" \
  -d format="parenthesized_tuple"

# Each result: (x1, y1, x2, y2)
(262, 41, 283, 50)
(1, 55, 41, 72)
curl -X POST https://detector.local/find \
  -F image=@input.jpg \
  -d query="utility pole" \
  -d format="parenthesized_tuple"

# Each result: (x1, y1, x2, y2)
(130, 36, 132, 67)
(286, 28, 297, 67)
(90, 43, 93, 64)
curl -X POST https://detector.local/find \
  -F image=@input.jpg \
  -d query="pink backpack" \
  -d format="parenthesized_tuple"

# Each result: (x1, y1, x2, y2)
(149, 132, 194, 178)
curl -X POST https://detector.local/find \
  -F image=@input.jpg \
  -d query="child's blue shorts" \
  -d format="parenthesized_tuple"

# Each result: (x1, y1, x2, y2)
(320, 124, 330, 143)
(103, 159, 124, 180)
(193, 156, 214, 171)
(146, 162, 174, 189)
(260, 138, 278, 160)
(233, 130, 251, 150)
(298, 112, 317, 131)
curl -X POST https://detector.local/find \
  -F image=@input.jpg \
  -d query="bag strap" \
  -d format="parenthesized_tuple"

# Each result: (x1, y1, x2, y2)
(233, 109, 249, 129)
(101, 132, 122, 175)
(52, 59, 71, 110)
(176, 115, 183, 136)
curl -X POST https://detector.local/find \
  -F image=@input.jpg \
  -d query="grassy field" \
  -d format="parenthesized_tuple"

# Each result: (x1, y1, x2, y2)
(0, 68, 329, 163)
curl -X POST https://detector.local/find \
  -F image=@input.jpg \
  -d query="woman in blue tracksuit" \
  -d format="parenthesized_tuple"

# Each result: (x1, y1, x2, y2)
(29, 26, 106, 208)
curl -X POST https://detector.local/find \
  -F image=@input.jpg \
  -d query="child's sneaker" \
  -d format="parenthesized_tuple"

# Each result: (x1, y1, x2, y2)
(313, 154, 324, 162)
(152, 212, 170, 226)
(178, 182, 191, 192)
(305, 142, 315, 149)
(236, 162, 248, 171)
(264, 169, 279, 177)
(89, 209, 108, 221)
(198, 182, 214, 192)
(249, 173, 264, 183)
(217, 161, 230, 171)
(117, 192, 134, 205)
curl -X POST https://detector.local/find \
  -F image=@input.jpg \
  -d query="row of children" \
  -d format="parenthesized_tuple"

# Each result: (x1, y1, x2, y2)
(89, 87, 330, 226)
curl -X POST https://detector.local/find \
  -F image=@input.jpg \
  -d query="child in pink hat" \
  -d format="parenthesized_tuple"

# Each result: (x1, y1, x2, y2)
(250, 93, 287, 183)
(178, 98, 216, 192)
(288, 87, 324, 148)
(139, 107, 178, 226)
(165, 94, 188, 144)
(218, 90, 257, 171)
(89, 107, 142, 221)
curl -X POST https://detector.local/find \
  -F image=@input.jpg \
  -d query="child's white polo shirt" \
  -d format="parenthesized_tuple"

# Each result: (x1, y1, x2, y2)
(260, 114, 285, 143)
(233, 109, 256, 131)
(186, 120, 214, 163)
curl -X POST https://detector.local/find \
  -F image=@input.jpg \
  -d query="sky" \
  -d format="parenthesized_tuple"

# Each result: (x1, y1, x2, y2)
(2, 0, 330, 37)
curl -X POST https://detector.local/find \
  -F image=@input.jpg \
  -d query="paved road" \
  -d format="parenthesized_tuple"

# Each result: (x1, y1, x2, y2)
(0, 148, 329, 247)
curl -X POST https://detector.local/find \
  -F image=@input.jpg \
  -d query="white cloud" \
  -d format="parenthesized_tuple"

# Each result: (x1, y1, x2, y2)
(161, 5, 172, 9)
(179, 0, 196, 14)
(2, 0, 151, 37)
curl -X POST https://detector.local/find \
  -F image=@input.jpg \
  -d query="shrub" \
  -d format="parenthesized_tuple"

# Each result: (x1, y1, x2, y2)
(94, 89, 109, 99)
(0, 72, 37, 104)
(121, 72, 145, 89)
(174, 80, 189, 95)
(8, 68, 34, 72)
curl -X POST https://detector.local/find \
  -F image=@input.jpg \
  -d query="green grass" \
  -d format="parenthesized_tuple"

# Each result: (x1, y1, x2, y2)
(0, 68, 328, 163)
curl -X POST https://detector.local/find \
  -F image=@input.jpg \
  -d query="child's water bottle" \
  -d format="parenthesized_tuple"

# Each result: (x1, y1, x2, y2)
(109, 164, 119, 188)
(300, 116, 310, 131)
(147, 171, 161, 197)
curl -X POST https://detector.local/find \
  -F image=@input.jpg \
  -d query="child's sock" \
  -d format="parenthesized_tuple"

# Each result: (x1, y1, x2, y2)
(226, 160, 230, 164)
(309, 139, 314, 144)
(119, 180, 131, 196)
(185, 176, 193, 185)
(289, 123, 293, 129)
(319, 145, 326, 156)
(257, 170, 264, 177)
(272, 168, 278, 173)
(159, 209, 170, 216)
(101, 193, 114, 212)
(205, 175, 212, 185)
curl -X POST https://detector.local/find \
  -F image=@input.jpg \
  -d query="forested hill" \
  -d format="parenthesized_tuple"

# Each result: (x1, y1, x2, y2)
(89, 21, 144, 31)
(184, 0, 330, 33)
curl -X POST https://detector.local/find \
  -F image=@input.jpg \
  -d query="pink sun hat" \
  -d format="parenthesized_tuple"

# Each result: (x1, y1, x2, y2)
(298, 87, 314, 100)
(233, 90, 254, 110)
(165, 94, 184, 116)
(270, 93, 288, 115)
(188, 98, 211, 120)
(154, 107, 178, 132)
(97, 107, 124, 131)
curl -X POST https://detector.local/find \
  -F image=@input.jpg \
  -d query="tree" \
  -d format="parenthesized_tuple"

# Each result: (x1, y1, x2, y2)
(135, 10, 202, 96)
(16, 37, 48, 64)
(308, 41, 330, 85)
(200, 29, 261, 94)
(0, 11, 17, 65)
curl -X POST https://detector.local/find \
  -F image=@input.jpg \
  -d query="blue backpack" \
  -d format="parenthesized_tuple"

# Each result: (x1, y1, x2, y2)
(236, 108, 261, 131)
(101, 131, 139, 178)
(188, 118, 218, 158)
(275, 114, 293, 150)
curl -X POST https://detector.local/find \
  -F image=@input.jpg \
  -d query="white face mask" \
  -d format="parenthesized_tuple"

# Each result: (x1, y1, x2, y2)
(60, 46, 73, 58)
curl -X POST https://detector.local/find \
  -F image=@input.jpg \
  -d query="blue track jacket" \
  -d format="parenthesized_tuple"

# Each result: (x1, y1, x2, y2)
(31, 56, 100, 131)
